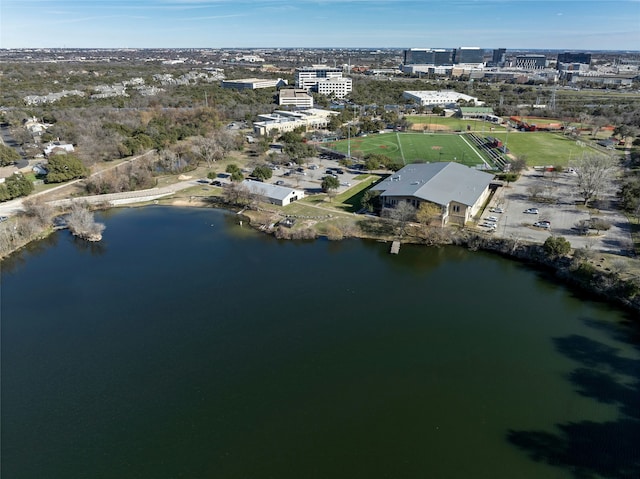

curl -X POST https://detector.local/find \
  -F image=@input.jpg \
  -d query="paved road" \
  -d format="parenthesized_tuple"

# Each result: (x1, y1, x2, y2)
(0, 151, 157, 217)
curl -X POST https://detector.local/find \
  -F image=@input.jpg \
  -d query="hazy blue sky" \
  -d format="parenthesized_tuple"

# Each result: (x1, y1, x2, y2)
(2, 0, 639, 50)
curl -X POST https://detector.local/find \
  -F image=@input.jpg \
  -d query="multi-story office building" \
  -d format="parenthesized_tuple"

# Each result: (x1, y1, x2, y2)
(295, 65, 344, 90)
(404, 47, 483, 66)
(316, 77, 352, 98)
(491, 48, 506, 67)
(514, 55, 547, 69)
(403, 48, 454, 66)
(557, 52, 592, 73)
(278, 89, 314, 108)
(557, 52, 592, 65)
(404, 49, 429, 64)
(221, 78, 287, 90)
(434, 49, 454, 65)
(453, 47, 484, 65)
(252, 109, 336, 136)
(294, 65, 352, 98)
(402, 90, 483, 107)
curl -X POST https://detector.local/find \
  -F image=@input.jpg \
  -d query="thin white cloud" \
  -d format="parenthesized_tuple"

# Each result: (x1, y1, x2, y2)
(181, 13, 247, 20)
(47, 15, 149, 25)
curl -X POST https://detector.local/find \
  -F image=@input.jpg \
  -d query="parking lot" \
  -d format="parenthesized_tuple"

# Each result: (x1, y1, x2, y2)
(263, 156, 365, 195)
(480, 169, 633, 253)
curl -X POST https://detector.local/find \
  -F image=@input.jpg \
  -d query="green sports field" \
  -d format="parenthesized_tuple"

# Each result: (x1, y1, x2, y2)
(327, 130, 612, 168)
(327, 132, 489, 168)
(486, 131, 612, 167)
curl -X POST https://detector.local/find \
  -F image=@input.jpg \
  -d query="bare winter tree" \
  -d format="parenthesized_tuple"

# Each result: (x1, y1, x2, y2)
(383, 201, 416, 238)
(192, 136, 223, 168)
(66, 202, 105, 241)
(223, 182, 251, 206)
(571, 154, 617, 206)
(21, 196, 56, 227)
(527, 184, 545, 200)
(415, 202, 442, 226)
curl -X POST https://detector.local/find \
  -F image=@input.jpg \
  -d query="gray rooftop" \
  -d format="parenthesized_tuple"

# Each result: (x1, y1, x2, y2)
(243, 180, 303, 201)
(371, 162, 494, 207)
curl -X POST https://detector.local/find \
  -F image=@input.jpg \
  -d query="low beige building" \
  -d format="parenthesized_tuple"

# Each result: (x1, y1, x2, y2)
(371, 162, 494, 226)
(278, 89, 314, 108)
(252, 109, 336, 136)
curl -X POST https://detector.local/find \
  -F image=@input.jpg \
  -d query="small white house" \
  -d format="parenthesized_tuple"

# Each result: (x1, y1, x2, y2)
(44, 141, 74, 157)
(242, 180, 304, 206)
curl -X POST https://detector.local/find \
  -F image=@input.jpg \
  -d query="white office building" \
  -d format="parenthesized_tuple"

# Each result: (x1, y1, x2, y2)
(278, 89, 314, 108)
(295, 65, 352, 97)
(253, 109, 336, 136)
(316, 77, 352, 98)
(403, 90, 483, 107)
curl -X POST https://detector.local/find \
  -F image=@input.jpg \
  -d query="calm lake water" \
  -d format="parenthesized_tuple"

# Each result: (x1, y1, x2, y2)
(2, 206, 639, 479)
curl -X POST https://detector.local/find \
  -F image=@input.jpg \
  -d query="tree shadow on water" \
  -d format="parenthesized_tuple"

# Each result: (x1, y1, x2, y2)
(507, 328, 640, 478)
(508, 419, 639, 479)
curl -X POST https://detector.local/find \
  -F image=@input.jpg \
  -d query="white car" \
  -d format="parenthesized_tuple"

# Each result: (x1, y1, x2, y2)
(485, 216, 499, 222)
(533, 221, 551, 229)
(490, 207, 504, 213)
(481, 222, 497, 229)
(524, 208, 539, 214)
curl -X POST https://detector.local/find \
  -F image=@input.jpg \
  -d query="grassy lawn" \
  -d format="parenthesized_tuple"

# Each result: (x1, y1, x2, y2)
(486, 131, 610, 167)
(286, 174, 382, 215)
(328, 133, 487, 168)
(283, 199, 350, 217)
(334, 175, 382, 211)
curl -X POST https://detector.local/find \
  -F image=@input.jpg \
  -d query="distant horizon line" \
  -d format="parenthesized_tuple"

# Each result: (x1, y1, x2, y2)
(3, 46, 640, 53)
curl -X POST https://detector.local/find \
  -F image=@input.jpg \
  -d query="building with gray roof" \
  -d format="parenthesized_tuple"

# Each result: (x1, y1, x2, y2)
(242, 180, 305, 206)
(371, 162, 494, 226)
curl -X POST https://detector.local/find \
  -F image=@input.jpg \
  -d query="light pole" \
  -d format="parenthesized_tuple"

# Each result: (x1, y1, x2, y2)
(503, 124, 510, 157)
(347, 103, 357, 160)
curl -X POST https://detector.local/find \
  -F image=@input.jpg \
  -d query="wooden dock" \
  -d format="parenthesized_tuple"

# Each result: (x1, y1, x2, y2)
(390, 241, 400, 254)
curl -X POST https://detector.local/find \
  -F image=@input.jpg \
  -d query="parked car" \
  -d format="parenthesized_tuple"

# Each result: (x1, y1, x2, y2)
(485, 216, 499, 222)
(275, 180, 284, 186)
(211, 180, 223, 187)
(524, 208, 539, 214)
(490, 207, 504, 213)
(481, 222, 497, 230)
(0, 216, 8, 223)
(340, 182, 351, 187)
(533, 221, 551, 229)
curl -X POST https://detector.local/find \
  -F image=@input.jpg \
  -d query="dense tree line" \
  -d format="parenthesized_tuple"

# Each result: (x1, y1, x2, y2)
(0, 144, 21, 166)
(618, 173, 640, 217)
(45, 154, 88, 183)
(0, 173, 34, 201)
(85, 157, 156, 194)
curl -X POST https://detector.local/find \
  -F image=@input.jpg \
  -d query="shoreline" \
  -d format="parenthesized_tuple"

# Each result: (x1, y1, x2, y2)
(2, 197, 639, 316)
